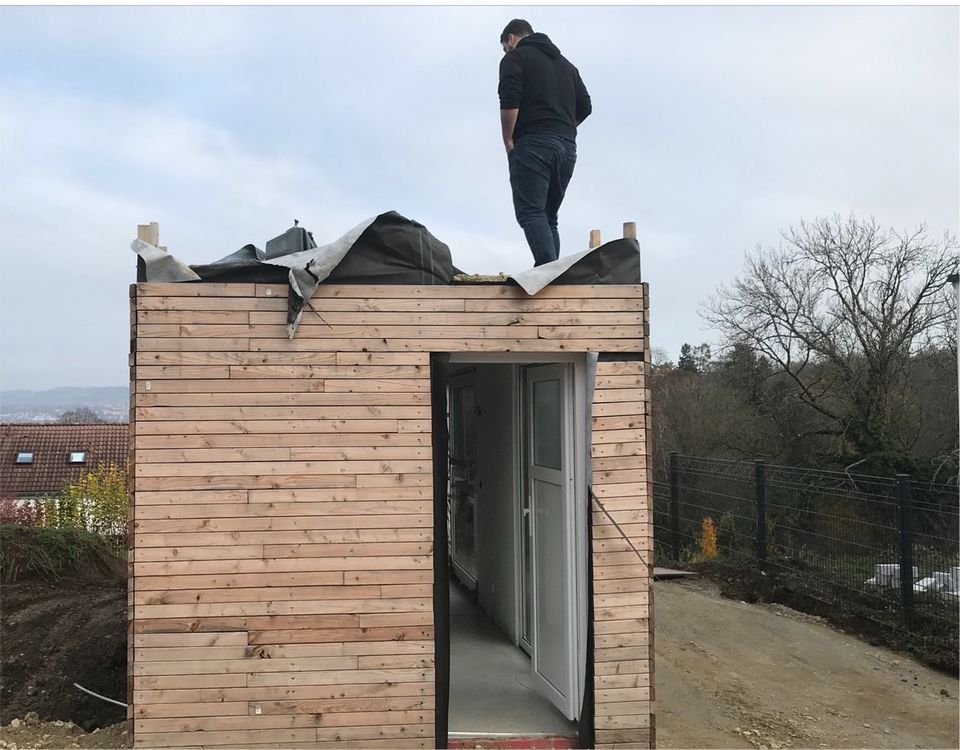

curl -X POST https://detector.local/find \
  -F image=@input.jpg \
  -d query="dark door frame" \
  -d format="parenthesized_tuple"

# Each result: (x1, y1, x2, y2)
(430, 353, 451, 749)
(429, 352, 594, 749)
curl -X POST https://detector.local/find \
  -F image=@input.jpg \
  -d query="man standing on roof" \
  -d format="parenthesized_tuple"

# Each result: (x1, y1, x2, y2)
(499, 19, 592, 267)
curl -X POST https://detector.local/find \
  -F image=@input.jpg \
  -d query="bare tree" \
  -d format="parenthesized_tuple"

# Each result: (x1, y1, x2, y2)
(650, 346, 674, 370)
(651, 366, 773, 465)
(703, 215, 958, 474)
(59, 406, 102, 423)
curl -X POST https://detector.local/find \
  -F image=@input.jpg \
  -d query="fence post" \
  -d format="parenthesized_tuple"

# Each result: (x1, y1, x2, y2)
(669, 452, 681, 563)
(895, 474, 917, 630)
(755, 461, 767, 569)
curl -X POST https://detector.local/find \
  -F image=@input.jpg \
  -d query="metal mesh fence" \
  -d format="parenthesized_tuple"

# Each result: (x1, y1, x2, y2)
(653, 454, 959, 667)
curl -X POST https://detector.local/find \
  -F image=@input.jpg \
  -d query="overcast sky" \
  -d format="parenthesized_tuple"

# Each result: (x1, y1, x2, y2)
(1, 5, 957, 390)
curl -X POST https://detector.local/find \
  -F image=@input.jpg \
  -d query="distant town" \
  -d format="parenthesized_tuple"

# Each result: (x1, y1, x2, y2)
(0, 387, 127, 423)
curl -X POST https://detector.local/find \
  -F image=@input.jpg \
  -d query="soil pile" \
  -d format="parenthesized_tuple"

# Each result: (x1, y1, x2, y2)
(0, 716, 129, 749)
(689, 559, 959, 673)
(655, 577, 959, 750)
(0, 526, 127, 730)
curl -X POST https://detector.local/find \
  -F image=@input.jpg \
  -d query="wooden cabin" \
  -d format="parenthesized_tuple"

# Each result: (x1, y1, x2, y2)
(127, 221, 654, 749)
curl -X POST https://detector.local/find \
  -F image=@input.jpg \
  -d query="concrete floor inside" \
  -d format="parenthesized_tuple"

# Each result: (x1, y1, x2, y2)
(448, 581, 578, 738)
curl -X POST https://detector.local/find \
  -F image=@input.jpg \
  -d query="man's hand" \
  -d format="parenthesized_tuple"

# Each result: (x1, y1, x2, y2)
(505, 139, 514, 154)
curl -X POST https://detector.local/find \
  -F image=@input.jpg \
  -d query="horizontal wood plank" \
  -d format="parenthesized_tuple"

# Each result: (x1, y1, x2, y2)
(131, 280, 651, 747)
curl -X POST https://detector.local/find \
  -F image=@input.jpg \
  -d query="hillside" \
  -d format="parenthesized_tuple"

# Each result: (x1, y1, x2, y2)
(0, 387, 127, 422)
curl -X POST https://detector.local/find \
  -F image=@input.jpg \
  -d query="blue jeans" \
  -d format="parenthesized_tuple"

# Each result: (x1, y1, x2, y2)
(508, 133, 577, 266)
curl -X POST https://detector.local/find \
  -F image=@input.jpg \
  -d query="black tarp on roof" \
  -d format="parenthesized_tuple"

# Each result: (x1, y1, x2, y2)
(323, 212, 461, 285)
(544, 238, 639, 286)
(190, 212, 459, 286)
(131, 210, 641, 336)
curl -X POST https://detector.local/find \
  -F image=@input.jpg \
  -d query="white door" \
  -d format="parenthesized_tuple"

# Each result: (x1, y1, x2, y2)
(524, 364, 577, 719)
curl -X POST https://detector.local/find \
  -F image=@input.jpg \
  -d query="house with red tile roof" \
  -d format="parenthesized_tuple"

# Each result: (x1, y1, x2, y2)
(0, 423, 128, 501)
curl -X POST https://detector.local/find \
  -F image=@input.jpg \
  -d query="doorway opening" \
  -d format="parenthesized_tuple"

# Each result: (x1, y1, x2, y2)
(442, 357, 589, 742)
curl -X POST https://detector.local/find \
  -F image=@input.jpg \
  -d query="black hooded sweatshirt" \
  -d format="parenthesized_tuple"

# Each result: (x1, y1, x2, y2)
(498, 32, 592, 142)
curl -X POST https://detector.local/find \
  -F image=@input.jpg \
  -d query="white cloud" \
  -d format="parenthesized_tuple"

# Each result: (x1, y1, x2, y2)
(0, 85, 375, 389)
(0, 6, 268, 72)
(0, 5, 957, 388)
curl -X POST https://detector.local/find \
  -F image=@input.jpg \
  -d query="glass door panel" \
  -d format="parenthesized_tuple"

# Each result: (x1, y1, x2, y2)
(448, 381, 478, 586)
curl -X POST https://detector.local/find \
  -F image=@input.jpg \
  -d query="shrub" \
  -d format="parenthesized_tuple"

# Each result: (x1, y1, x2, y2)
(0, 498, 39, 527)
(34, 464, 128, 554)
(0, 524, 124, 583)
(700, 516, 718, 557)
(716, 512, 738, 553)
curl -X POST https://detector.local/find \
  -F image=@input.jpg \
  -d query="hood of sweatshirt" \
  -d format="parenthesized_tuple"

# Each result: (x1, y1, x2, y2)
(517, 32, 561, 58)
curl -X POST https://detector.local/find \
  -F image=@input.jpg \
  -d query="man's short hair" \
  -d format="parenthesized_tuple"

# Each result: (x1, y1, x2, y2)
(500, 19, 534, 43)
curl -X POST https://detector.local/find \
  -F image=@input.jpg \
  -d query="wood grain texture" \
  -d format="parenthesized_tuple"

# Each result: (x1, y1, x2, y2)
(130, 282, 650, 749)
(591, 357, 653, 749)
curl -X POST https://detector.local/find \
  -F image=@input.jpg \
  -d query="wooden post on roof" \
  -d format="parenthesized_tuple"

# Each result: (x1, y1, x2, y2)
(589, 229, 602, 249)
(135, 222, 159, 282)
(137, 222, 159, 247)
(623, 221, 637, 240)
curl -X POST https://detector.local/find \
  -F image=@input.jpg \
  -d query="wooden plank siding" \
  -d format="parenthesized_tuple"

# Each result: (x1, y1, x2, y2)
(130, 282, 652, 749)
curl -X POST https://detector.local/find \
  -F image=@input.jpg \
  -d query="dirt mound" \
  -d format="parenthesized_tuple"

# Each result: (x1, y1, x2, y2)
(655, 577, 959, 750)
(0, 526, 125, 585)
(0, 526, 126, 730)
(688, 559, 959, 674)
(0, 718, 130, 749)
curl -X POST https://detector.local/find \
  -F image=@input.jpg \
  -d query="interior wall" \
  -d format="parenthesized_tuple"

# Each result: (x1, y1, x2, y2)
(474, 363, 519, 643)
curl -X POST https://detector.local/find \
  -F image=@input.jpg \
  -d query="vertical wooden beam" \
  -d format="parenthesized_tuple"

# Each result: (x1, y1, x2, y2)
(589, 229, 602, 249)
(135, 222, 158, 282)
(137, 222, 160, 247)
(129, 220, 156, 739)
(126, 280, 138, 744)
(623, 222, 637, 240)
(643, 278, 655, 750)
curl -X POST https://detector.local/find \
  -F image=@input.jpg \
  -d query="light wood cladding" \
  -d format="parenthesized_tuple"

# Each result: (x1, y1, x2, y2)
(130, 282, 652, 749)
